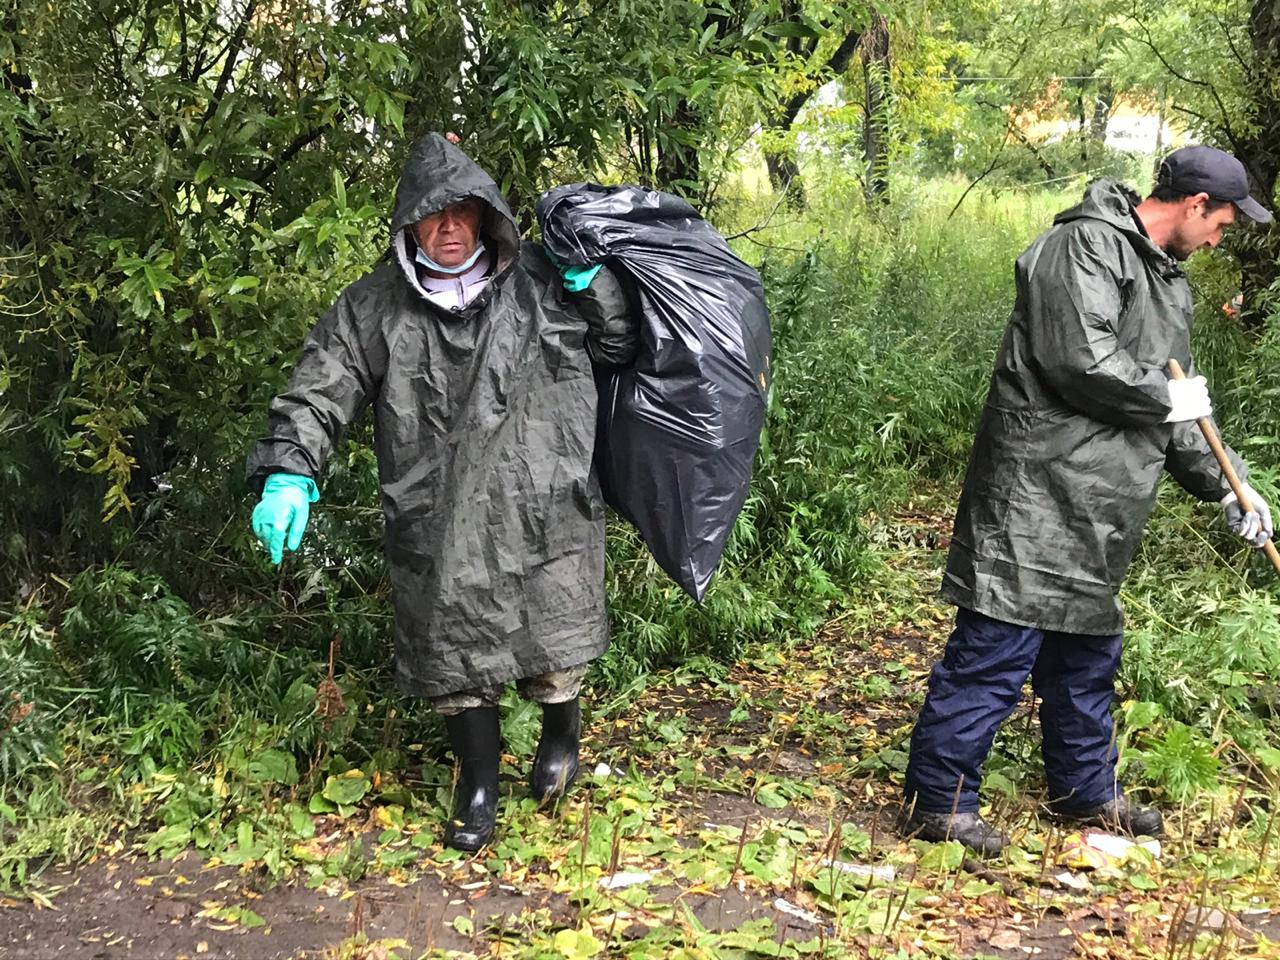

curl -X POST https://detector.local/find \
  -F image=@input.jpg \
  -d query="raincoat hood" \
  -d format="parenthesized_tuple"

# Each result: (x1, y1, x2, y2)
(390, 133, 521, 294)
(1054, 178, 1180, 273)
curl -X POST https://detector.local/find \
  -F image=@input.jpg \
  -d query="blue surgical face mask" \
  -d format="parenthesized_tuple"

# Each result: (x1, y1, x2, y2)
(415, 240, 486, 276)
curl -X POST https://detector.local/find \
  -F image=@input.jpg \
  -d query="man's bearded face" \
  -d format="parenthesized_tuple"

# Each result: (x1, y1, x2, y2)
(1165, 198, 1237, 261)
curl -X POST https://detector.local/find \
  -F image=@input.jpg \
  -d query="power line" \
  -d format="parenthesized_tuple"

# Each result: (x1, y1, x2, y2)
(954, 75, 1111, 82)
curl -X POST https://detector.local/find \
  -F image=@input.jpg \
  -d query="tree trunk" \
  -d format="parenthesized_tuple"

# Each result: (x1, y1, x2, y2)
(861, 12, 890, 205)
(1234, 0, 1280, 331)
(1090, 79, 1114, 143)
(765, 150, 803, 205)
(655, 98, 702, 201)
(1151, 92, 1166, 185)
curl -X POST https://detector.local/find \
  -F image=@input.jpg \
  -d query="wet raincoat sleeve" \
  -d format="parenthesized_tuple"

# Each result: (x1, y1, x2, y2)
(1026, 226, 1173, 427)
(1163, 359, 1247, 501)
(245, 294, 381, 493)
(572, 265, 638, 368)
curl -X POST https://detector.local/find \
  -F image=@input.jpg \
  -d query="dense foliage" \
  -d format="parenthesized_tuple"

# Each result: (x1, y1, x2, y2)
(3, 0, 1280, 891)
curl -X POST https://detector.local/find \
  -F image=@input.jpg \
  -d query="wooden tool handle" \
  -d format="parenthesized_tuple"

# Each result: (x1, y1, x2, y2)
(1167, 358, 1280, 574)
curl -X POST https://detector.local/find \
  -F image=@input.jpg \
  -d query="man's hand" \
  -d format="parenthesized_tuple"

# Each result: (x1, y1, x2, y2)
(1222, 482, 1274, 547)
(1164, 376, 1212, 422)
(252, 473, 319, 565)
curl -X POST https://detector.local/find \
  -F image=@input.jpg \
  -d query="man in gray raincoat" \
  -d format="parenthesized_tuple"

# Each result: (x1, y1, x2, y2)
(246, 132, 636, 850)
(900, 146, 1274, 855)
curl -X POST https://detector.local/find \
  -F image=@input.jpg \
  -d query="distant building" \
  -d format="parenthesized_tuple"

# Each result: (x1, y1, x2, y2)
(1017, 88, 1186, 156)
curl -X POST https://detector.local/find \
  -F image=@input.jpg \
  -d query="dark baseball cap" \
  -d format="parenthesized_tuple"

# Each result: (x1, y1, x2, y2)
(1156, 145, 1273, 223)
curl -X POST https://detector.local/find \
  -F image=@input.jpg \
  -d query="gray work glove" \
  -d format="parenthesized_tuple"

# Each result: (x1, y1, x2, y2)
(1222, 482, 1273, 548)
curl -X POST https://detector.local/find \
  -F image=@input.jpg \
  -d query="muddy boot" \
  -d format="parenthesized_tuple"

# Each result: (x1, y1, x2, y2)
(531, 698, 581, 803)
(443, 707, 500, 851)
(898, 808, 1008, 858)
(1052, 795, 1163, 837)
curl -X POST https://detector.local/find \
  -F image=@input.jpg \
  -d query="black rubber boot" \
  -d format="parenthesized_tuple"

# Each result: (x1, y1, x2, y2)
(531, 698, 581, 804)
(1052, 795, 1164, 837)
(898, 808, 1009, 857)
(442, 707, 500, 851)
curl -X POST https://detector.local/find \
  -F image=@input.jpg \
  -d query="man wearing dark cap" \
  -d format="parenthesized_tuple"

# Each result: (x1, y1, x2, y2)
(898, 145, 1274, 855)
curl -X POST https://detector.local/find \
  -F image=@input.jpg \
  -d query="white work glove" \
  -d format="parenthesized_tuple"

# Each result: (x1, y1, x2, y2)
(1165, 376, 1212, 423)
(1222, 483, 1274, 548)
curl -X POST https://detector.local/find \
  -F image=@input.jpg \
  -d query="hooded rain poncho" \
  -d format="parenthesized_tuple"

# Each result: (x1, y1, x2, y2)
(246, 133, 635, 697)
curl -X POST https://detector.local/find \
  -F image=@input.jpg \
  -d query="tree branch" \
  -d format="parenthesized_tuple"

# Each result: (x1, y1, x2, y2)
(949, 135, 1012, 220)
(250, 125, 329, 187)
(724, 178, 794, 240)
(199, 0, 259, 134)
(1212, 9, 1253, 79)
(178, 0, 190, 83)
(976, 98, 1056, 178)
(1125, 11, 1244, 156)
(775, 27, 863, 130)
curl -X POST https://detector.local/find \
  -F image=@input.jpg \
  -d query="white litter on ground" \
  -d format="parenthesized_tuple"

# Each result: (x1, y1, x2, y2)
(598, 871, 652, 890)
(825, 860, 897, 882)
(773, 897, 822, 925)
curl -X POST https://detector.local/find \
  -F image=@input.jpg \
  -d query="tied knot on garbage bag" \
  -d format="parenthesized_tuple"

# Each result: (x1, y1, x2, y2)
(536, 183, 772, 601)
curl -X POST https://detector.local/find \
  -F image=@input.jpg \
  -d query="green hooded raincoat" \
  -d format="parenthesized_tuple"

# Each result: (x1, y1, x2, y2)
(942, 179, 1244, 635)
(246, 133, 635, 697)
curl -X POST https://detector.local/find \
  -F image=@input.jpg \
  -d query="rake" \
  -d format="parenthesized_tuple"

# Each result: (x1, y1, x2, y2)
(1167, 358, 1280, 575)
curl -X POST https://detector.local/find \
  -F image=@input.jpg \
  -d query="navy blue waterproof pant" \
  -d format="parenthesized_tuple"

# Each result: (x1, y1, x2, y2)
(903, 607, 1122, 814)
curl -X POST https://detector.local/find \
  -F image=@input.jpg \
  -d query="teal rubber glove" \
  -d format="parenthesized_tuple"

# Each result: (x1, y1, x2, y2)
(251, 473, 319, 565)
(543, 247, 603, 292)
(560, 263, 603, 292)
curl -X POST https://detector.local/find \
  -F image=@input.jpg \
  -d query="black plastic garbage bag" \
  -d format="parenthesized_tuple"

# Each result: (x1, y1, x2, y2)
(536, 183, 772, 602)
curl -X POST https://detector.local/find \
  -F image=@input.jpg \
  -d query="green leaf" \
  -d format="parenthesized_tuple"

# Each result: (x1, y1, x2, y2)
(452, 915, 474, 936)
(289, 805, 316, 838)
(322, 771, 371, 806)
(1255, 747, 1280, 772)
(754, 785, 789, 808)
(917, 840, 966, 872)
(552, 926, 603, 958)
(764, 21, 822, 39)
(144, 823, 192, 855)
(1128, 872, 1159, 891)
(839, 825, 871, 856)
(227, 276, 261, 297)
(333, 170, 347, 210)
(208, 905, 266, 928)
(1142, 721, 1220, 801)
(1122, 701, 1163, 732)
(377, 847, 418, 868)
(221, 177, 266, 196)
(246, 748, 296, 784)
(697, 22, 719, 53)
(981, 771, 1017, 799)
